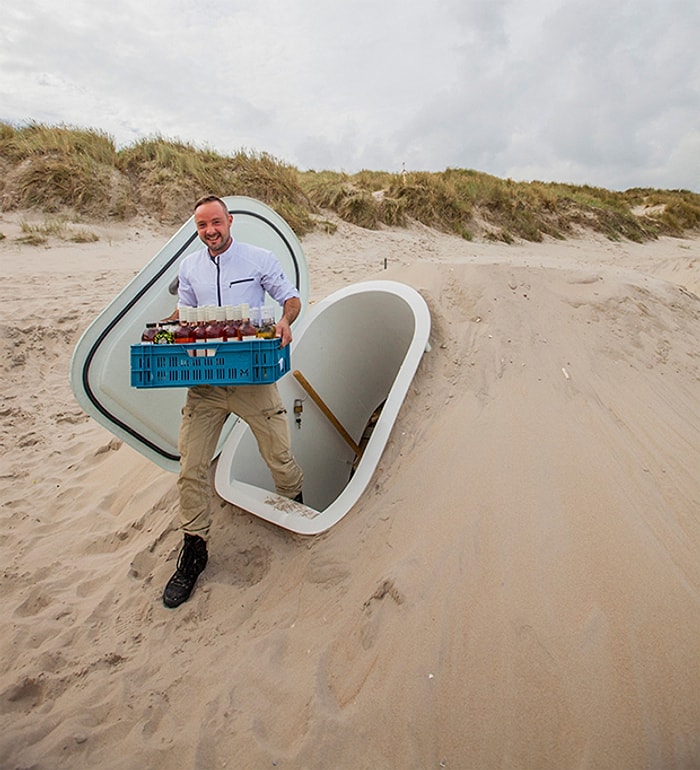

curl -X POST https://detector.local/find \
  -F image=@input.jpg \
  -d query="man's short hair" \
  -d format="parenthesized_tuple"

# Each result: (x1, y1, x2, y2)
(193, 194, 228, 215)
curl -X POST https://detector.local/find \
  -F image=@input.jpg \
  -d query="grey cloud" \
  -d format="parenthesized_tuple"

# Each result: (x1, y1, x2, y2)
(0, 0, 697, 191)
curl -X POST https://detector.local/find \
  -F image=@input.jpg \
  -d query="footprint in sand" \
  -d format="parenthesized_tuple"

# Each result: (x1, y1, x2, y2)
(232, 545, 271, 586)
(1, 676, 47, 713)
(14, 588, 52, 618)
(129, 548, 158, 580)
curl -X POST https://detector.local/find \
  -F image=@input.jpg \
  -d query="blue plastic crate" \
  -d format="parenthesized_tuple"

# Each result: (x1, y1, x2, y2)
(130, 339, 290, 388)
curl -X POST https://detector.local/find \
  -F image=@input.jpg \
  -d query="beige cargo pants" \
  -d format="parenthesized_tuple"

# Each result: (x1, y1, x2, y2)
(177, 383, 303, 538)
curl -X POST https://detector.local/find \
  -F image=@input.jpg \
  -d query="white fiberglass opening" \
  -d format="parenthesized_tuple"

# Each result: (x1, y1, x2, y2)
(215, 280, 431, 534)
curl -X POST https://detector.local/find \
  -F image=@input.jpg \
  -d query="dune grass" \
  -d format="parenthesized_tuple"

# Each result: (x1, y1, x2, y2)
(14, 216, 100, 245)
(298, 169, 695, 243)
(1, 120, 698, 242)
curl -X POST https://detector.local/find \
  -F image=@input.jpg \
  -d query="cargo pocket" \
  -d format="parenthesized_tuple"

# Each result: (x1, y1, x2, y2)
(262, 406, 288, 421)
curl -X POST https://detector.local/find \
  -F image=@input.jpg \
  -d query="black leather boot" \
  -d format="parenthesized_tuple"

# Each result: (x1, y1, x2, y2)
(162, 533, 208, 608)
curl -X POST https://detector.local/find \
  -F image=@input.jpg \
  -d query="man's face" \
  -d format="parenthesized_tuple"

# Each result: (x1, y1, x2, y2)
(194, 200, 233, 255)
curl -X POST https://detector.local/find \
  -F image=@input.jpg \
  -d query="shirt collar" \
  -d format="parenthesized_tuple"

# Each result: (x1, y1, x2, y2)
(208, 237, 235, 262)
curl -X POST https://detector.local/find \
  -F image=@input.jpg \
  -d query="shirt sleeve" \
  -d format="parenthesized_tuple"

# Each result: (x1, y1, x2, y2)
(260, 251, 300, 305)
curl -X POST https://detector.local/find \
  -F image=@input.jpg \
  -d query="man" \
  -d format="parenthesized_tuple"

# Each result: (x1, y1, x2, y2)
(163, 195, 303, 608)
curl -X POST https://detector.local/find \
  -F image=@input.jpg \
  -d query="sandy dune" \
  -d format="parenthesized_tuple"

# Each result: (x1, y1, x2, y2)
(1, 210, 699, 769)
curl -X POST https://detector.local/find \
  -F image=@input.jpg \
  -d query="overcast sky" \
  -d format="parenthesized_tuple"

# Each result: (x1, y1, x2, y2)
(2, 0, 698, 191)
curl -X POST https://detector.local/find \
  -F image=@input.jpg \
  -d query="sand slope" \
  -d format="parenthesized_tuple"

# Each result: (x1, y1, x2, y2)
(1, 214, 699, 769)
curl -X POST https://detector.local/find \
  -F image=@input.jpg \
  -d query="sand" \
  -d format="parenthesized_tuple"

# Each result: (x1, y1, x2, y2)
(1, 209, 699, 769)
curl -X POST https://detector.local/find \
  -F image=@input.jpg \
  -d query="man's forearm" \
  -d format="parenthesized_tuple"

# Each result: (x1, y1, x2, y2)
(282, 297, 301, 324)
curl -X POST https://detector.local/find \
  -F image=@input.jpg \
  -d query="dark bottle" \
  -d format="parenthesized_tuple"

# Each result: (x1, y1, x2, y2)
(238, 303, 258, 341)
(223, 305, 242, 342)
(205, 307, 225, 345)
(190, 307, 208, 357)
(173, 307, 195, 344)
(141, 322, 158, 343)
(192, 307, 208, 344)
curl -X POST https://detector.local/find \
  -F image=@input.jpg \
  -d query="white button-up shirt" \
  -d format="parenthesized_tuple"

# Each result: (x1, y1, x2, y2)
(178, 239, 300, 309)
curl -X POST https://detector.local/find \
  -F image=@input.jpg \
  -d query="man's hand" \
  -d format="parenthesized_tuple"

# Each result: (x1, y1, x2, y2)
(275, 297, 301, 348)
